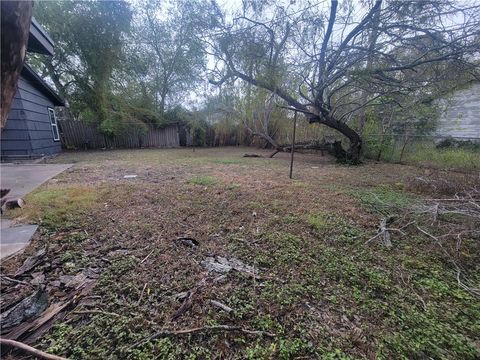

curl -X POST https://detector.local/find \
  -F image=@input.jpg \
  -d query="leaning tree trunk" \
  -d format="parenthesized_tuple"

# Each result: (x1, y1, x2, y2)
(314, 113, 363, 164)
(1, 0, 33, 129)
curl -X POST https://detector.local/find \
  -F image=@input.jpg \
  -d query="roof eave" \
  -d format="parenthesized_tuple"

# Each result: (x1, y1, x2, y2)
(28, 17, 55, 56)
(21, 64, 65, 106)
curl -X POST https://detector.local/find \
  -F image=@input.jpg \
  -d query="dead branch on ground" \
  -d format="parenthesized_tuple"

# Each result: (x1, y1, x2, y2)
(132, 325, 276, 348)
(0, 338, 70, 360)
(364, 180, 480, 297)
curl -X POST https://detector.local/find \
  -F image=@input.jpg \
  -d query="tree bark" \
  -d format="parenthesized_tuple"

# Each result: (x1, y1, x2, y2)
(310, 112, 362, 163)
(1, 1, 33, 129)
(231, 70, 363, 163)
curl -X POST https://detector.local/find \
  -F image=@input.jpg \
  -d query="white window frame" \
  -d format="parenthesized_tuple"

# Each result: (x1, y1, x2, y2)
(48, 108, 60, 141)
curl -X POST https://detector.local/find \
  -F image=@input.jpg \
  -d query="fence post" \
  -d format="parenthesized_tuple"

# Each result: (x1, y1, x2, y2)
(289, 111, 297, 179)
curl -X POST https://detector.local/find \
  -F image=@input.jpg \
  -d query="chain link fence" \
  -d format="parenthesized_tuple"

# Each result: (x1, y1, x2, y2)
(362, 133, 480, 170)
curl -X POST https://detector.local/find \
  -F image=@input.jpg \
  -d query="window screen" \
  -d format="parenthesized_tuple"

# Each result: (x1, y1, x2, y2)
(48, 108, 60, 141)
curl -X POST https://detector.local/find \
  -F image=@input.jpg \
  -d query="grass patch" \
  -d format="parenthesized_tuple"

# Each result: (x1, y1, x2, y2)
(403, 144, 480, 171)
(210, 158, 243, 165)
(364, 139, 480, 171)
(10, 186, 99, 230)
(186, 175, 217, 186)
(347, 185, 413, 215)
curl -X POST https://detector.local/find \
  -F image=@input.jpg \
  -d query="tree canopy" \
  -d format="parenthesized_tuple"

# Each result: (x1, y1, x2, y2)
(30, 0, 480, 160)
(208, 0, 480, 162)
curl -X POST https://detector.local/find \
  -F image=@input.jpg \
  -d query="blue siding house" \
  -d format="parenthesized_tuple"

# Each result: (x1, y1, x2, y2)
(1, 18, 64, 160)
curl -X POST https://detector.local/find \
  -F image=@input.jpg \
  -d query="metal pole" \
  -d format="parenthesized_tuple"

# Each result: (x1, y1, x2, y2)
(289, 111, 297, 179)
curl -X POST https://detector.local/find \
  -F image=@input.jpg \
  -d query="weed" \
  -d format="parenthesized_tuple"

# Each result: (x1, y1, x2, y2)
(308, 212, 360, 243)
(59, 251, 90, 274)
(378, 309, 479, 360)
(404, 144, 480, 171)
(347, 185, 413, 215)
(227, 183, 241, 190)
(187, 175, 217, 186)
(321, 349, 353, 359)
(245, 338, 314, 360)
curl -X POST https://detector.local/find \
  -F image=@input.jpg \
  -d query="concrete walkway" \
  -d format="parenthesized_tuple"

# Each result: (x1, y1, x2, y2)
(1, 163, 72, 260)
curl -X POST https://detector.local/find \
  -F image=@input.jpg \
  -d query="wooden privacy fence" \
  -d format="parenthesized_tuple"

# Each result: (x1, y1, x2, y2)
(58, 119, 180, 149)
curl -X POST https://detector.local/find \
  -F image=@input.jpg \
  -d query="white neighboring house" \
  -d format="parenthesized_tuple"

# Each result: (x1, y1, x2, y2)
(435, 82, 480, 139)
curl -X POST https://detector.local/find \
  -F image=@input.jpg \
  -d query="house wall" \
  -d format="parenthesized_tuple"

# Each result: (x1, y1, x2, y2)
(1, 90, 32, 157)
(436, 83, 480, 139)
(1, 77, 61, 159)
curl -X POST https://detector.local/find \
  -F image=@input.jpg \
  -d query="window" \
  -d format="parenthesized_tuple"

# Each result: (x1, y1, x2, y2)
(48, 108, 60, 141)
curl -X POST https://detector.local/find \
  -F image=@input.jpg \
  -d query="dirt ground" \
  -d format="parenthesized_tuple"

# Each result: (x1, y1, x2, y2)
(1, 147, 479, 359)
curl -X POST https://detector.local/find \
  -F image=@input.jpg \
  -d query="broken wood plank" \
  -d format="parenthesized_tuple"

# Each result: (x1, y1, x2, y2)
(0, 287, 48, 330)
(4, 300, 70, 340)
(14, 248, 46, 277)
(4, 280, 96, 341)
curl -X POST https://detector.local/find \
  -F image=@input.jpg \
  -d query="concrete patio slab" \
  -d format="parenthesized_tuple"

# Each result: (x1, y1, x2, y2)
(1, 163, 72, 200)
(0, 224, 38, 259)
(1, 163, 72, 260)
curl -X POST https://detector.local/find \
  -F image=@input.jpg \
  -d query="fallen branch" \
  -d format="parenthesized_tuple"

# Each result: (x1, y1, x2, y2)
(416, 225, 480, 297)
(365, 219, 416, 246)
(365, 217, 392, 246)
(72, 310, 120, 317)
(0, 338, 70, 360)
(140, 250, 154, 264)
(0, 275, 33, 287)
(210, 300, 234, 313)
(424, 198, 480, 202)
(269, 140, 347, 160)
(14, 248, 47, 277)
(132, 325, 275, 348)
(136, 283, 148, 306)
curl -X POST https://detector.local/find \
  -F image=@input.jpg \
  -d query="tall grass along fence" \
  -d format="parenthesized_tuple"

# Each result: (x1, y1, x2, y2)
(363, 134, 480, 171)
(58, 119, 180, 150)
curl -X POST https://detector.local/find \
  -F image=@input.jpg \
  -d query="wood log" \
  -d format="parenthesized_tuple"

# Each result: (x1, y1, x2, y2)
(3, 198, 25, 209)
(243, 154, 262, 158)
(1, 197, 25, 214)
(269, 139, 348, 160)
